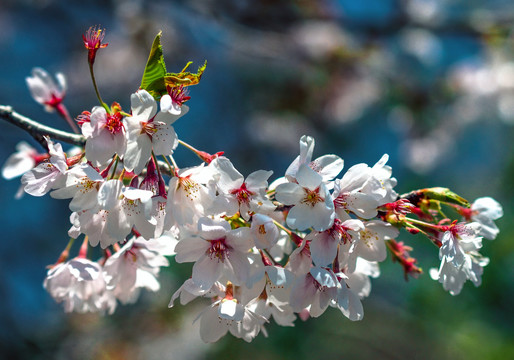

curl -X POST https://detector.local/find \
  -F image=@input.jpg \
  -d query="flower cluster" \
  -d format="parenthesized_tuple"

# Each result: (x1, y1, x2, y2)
(1, 28, 503, 343)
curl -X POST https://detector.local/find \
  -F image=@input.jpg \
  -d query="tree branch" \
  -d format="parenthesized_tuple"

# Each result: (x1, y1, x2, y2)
(0, 105, 86, 148)
(0, 105, 176, 177)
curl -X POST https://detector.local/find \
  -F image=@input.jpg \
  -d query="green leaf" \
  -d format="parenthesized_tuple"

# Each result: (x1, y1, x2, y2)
(140, 31, 167, 99)
(164, 60, 207, 88)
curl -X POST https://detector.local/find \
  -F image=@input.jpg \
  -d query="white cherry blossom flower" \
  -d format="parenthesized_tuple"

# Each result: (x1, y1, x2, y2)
(96, 179, 156, 245)
(361, 154, 398, 205)
(210, 157, 275, 220)
(345, 220, 399, 273)
(461, 197, 503, 240)
(197, 290, 266, 343)
(2, 141, 40, 180)
(438, 222, 482, 268)
(160, 85, 190, 118)
(26, 67, 66, 112)
(50, 163, 103, 212)
(430, 254, 489, 296)
(44, 257, 116, 314)
(430, 222, 487, 295)
(275, 164, 335, 231)
(289, 266, 339, 317)
(250, 214, 280, 249)
(169, 279, 224, 308)
(21, 138, 67, 196)
(285, 135, 344, 186)
(82, 106, 126, 167)
(164, 163, 217, 228)
(174, 217, 253, 290)
(124, 89, 180, 174)
(103, 236, 170, 304)
(309, 218, 364, 267)
(332, 163, 381, 219)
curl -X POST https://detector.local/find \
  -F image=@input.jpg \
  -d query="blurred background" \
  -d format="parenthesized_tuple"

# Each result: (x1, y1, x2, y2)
(1, 0, 513, 358)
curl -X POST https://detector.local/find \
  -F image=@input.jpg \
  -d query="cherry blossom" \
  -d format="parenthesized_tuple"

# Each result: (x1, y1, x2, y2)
(21, 138, 67, 196)
(461, 197, 503, 240)
(26, 67, 66, 113)
(123, 89, 180, 174)
(50, 164, 103, 212)
(103, 236, 171, 304)
(1, 141, 41, 180)
(285, 135, 344, 186)
(82, 26, 108, 65)
(275, 164, 335, 231)
(211, 157, 275, 220)
(174, 217, 253, 290)
(82, 106, 126, 167)
(44, 257, 116, 314)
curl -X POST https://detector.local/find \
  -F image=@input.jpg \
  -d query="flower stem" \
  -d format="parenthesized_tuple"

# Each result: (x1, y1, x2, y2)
(55, 103, 80, 134)
(161, 155, 174, 175)
(88, 63, 110, 113)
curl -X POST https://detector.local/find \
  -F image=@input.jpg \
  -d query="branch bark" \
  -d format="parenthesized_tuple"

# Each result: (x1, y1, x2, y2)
(0, 105, 86, 148)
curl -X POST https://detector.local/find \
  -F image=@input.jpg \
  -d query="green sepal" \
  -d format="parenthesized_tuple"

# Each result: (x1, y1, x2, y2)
(140, 31, 167, 99)
(421, 187, 470, 208)
(164, 60, 207, 88)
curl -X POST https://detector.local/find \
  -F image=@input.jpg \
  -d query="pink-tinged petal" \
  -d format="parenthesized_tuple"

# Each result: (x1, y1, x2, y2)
(21, 164, 61, 196)
(133, 214, 157, 240)
(311, 154, 344, 181)
(97, 180, 123, 210)
(124, 133, 152, 174)
(155, 104, 185, 125)
(246, 170, 273, 190)
(105, 209, 132, 246)
(159, 94, 174, 114)
(275, 183, 304, 205)
(472, 197, 503, 220)
(48, 141, 67, 173)
(130, 90, 157, 119)
(285, 136, 315, 181)
(89, 107, 107, 135)
(211, 157, 244, 192)
(344, 192, 379, 219)
(69, 190, 98, 212)
(286, 204, 312, 231)
(226, 227, 252, 253)
(198, 217, 231, 239)
(225, 252, 250, 285)
(85, 130, 118, 166)
(122, 188, 153, 202)
(337, 284, 364, 321)
(286, 240, 312, 275)
(296, 164, 322, 190)
(218, 299, 244, 321)
(192, 254, 222, 290)
(313, 287, 336, 317)
(265, 266, 294, 288)
(310, 267, 338, 288)
(337, 163, 370, 192)
(2, 143, 36, 180)
(310, 231, 339, 266)
(174, 237, 209, 263)
(152, 123, 178, 156)
(55, 72, 66, 94)
(289, 274, 317, 312)
(200, 304, 229, 343)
